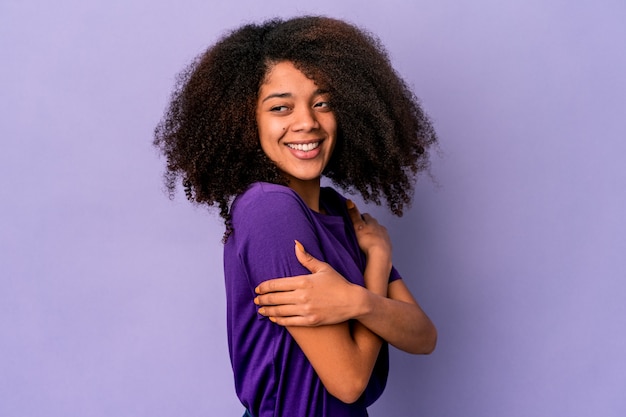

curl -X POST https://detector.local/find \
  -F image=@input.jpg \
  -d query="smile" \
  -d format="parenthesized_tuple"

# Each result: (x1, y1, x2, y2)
(286, 142, 321, 152)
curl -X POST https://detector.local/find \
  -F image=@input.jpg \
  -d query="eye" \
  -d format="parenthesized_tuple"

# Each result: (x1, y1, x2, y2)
(314, 101, 331, 110)
(270, 105, 290, 112)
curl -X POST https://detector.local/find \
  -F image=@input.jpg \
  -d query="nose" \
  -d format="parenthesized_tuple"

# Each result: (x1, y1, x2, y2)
(291, 106, 319, 132)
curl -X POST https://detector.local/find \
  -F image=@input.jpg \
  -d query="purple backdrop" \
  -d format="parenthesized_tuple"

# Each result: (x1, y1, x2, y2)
(2, 1, 625, 416)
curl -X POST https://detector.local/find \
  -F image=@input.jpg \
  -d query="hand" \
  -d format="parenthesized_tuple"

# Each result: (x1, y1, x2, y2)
(346, 200, 392, 261)
(254, 241, 363, 326)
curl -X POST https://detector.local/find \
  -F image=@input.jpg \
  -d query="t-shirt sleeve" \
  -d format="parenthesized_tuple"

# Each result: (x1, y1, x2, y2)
(230, 185, 326, 290)
(322, 187, 402, 284)
(389, 266, 401, 282)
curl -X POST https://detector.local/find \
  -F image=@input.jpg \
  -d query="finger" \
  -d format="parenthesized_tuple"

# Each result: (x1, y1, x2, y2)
(258, 302, 324, 327)
(257, 304, 301, 317)
(254, 290, 299, 306)
(267, 316, 319, 327)
(346, 199, 365, 229)
(294, 240, 326, 274)
(361, 213, 378, 226)
(255, 276, 306, 295)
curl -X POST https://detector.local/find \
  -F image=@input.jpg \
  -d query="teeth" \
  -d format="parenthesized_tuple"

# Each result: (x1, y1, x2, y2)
(287, 142, 320, 152)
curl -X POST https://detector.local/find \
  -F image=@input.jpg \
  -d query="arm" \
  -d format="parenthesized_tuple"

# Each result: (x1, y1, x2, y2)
(349, 204, 437, 354)
(355, 279, 437, 354)
(256, 201, 437, 354)
(259, 254, 437, 354)
(282, 241, 386, 403)
(235, 186, 386, 403)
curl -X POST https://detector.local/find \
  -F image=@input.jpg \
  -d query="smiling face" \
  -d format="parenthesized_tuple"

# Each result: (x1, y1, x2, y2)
(256, 61, 337, 194)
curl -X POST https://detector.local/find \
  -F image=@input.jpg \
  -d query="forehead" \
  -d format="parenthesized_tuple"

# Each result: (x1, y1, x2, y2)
(260, 61, 327, 90)
(262, 61, 305, 84)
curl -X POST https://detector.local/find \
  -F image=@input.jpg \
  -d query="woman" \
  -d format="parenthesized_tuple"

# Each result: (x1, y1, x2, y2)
(154, 16, 437, 417)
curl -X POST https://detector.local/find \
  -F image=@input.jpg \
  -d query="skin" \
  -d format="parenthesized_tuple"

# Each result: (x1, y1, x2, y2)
(256, 202, 437, 354)
(254, 61, 437, 403)
(256, 61, 336, 211)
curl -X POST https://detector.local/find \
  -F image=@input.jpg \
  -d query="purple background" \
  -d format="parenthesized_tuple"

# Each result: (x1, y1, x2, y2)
(2, 1, 625, 416)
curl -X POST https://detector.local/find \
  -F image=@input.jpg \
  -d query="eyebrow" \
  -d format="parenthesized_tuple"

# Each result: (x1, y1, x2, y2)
(261, 92, 291, 103)
(260, 89, 329, 103)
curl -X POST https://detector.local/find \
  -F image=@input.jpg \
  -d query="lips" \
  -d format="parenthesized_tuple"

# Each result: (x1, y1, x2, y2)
(285, 140, 323, 160)
(286, 141, 321, 152)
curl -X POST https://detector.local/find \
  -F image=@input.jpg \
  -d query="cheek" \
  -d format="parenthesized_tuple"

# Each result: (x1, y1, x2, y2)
(257, 123, 279, 157)
(258, 117, 287, 144)
(323, 111, 337, 131)
(257, 132, 271, 154)
(324, 117, 338, 141)
(255, 116, 270, 143)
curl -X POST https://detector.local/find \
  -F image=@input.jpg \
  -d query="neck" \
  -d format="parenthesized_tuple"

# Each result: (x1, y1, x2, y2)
(287, 177, 322, 212)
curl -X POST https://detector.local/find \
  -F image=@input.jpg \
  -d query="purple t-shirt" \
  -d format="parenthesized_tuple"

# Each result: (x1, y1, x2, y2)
(224, 182, 401, 417)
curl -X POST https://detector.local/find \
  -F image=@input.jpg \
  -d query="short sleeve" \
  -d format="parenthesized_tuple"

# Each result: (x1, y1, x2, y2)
(389, 266, 402, 282)
(229, 183, 327, 290)
(319, 186, 402, 285)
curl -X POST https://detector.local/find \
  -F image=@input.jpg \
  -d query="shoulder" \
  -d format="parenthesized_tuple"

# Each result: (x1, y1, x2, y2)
(230, 182, 314, 235)
(227, 183, 319, 273)
(232, 182, 307, 216)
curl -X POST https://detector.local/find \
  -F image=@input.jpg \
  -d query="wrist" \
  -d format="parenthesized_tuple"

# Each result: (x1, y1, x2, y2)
(354, 285, 381, 321)
(364, 246, 392, 267)
(363, 258, 392, 295)
(354, 285, 372, 320)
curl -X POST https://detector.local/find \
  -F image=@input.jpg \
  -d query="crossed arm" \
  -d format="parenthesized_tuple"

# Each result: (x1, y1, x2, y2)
(254, 202, 437, 402)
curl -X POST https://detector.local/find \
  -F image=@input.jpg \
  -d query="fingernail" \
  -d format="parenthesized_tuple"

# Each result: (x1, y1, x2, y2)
(294, 240, 305, 253)
(346, 199, 355, 209)
(253, 297, 259, 305)
(254, 286, 260, 294)
(269, 317, 277, 323)
(258, 307, 266, 315)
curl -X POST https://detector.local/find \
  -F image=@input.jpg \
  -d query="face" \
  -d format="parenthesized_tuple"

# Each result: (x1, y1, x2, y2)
(256, 61, 337, 191)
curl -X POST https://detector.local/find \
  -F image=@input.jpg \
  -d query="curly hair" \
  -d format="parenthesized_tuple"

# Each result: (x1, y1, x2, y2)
(154, 16, 437, 238)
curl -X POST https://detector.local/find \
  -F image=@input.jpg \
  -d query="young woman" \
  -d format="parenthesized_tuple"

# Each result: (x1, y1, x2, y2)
(154, 16, 437, 417)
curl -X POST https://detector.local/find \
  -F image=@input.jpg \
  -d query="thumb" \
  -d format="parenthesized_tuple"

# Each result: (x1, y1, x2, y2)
(346, 199, 364, 229)
(294, 240, 325, 273)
